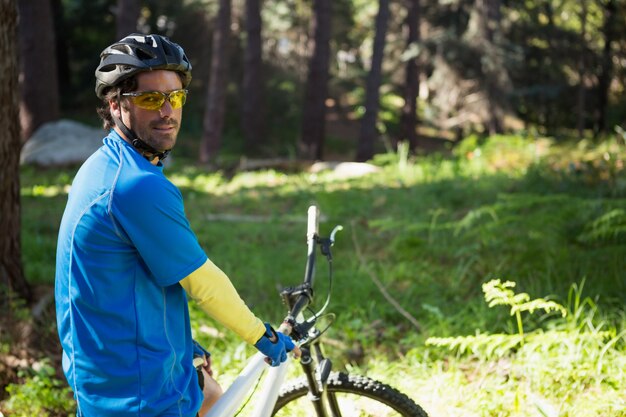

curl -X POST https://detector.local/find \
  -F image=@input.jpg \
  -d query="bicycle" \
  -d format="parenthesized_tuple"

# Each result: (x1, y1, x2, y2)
(203, 205, 429, 417)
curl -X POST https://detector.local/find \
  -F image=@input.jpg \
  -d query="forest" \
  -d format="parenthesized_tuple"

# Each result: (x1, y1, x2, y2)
(1, 0, 626, 416)
(14, 0, 626, 160)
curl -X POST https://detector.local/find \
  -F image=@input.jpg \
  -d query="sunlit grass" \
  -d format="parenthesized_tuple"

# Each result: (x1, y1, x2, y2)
(11, 134, 626, 416)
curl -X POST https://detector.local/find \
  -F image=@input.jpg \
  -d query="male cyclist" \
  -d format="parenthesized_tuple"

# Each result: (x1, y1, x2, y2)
(55, 34, 294, 417)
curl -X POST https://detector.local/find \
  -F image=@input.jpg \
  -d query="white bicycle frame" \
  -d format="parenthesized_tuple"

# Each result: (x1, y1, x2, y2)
(203, 351, 293, 417)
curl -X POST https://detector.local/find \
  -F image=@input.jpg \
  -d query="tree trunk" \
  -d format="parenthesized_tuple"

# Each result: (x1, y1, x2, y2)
(51, 0, 70, 95)
(1, 0, 31, 304)
(200, 0, 231, 164)
(300, 0, 331, 161)
(356, 0, 390, 162)
(242, 0, 265, 154)
(577, 0, 588, 138)
(116, 0, 141, 39)
(18, 0, 59, 141)
(399, 0, 420, 151)
(542, 1, 556, 136)
(596, 0, 616, 136)
(477, 0, 505, 135)
(486, 0, 503, 135)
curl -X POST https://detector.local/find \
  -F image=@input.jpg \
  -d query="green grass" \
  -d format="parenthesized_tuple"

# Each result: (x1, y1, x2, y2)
(5, 134, 626, 416)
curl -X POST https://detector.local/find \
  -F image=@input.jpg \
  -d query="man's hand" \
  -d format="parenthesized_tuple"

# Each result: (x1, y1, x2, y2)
(254, 323, 296, 366)
(192, 340, 214, 377)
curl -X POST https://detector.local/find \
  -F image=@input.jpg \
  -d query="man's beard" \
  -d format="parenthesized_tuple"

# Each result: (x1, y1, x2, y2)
(136, 118, 180, 152)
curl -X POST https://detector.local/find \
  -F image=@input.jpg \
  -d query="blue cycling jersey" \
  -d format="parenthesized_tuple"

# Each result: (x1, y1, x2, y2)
(55, 130, 207, 417)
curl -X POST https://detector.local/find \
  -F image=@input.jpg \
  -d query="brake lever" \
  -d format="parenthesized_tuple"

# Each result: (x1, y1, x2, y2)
(320, 225, 342, 258)
(329, 225, 343, 245)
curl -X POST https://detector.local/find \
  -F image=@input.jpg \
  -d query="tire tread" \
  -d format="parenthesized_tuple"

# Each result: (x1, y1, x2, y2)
(274, 372, 428, 417)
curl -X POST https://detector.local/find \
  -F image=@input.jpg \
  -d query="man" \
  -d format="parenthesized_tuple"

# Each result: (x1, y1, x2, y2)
(55, 34, 294, 417)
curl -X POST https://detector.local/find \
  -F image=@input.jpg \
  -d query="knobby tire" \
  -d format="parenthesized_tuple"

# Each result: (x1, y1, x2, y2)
(272, 372, 428, 417)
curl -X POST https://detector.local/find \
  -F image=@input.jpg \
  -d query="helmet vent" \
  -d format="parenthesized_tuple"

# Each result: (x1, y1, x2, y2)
(135, 49, 155, 61)
(98, 64, 116, 73)
(111, 44, 132, 55)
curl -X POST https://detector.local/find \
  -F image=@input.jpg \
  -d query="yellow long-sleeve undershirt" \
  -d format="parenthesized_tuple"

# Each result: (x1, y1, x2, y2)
(180, 259, 266, 345)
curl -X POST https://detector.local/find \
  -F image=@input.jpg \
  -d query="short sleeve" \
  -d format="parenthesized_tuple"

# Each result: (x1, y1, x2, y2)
(111, 172, 207, 287)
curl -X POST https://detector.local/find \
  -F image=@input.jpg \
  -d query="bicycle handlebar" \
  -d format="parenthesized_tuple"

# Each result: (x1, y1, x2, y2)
(285, 205, 318, 322)
(278, 205, 321, 335)
(307, 205, 319, 241)
(279, 204, 343, 344)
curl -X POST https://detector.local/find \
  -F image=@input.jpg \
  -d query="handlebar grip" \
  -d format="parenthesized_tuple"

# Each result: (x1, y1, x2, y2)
(307, 205, 319, 240)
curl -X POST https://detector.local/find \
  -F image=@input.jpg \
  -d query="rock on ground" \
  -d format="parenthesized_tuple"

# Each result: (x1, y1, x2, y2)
(21, 119, 104, 167)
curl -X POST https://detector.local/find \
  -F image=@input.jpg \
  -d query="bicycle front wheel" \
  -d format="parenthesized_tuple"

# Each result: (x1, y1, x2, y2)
(273, 372, 428, 417)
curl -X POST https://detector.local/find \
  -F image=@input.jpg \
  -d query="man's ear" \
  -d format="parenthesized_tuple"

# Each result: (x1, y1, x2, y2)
(109, 99, 122, 119)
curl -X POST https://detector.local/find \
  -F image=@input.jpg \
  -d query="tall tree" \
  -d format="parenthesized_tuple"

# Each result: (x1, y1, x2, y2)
(51, 0, 70, 96)
(399, 0, 421, 151)
(577, 0, 589, 138)
(470, 0, 508, 135)
(596, 0, 617, 135)
(300, 0, 331, 160)
(357, 0, 390, 162)
(200, 0, 231, 163)
(242, 0, 265, 154)
(116, 0, 141, 39)
(18, 0, 59, 141)
(1, 0, 31, 303)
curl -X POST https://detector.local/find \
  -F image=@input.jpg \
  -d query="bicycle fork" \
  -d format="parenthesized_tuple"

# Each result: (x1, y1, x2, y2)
(299, 344, 341, 417)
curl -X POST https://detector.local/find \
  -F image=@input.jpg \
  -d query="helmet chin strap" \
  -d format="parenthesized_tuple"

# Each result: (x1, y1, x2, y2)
(112, 114, 171, 162)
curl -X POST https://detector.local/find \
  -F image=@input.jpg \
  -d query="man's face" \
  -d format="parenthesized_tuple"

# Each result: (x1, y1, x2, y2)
(118, 70, 184, 153)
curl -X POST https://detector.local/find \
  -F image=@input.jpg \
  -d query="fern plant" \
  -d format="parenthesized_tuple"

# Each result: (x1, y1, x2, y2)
(577, 208, 626, 245)
(482, 279, 567, 340)
(426, 279, 569, 357)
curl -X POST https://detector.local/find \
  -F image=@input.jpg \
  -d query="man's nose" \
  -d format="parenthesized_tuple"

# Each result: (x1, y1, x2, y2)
(159, 99, 174, 117)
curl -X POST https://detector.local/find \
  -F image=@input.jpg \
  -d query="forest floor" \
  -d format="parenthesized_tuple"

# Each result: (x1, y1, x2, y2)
(1, 285, 62, 386)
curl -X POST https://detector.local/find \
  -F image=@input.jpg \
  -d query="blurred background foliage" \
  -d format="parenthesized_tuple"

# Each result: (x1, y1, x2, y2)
(26, 0, 626, 160)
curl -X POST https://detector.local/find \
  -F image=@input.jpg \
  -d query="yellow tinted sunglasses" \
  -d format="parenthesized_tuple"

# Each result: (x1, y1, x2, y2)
(122, 89, 188, 110)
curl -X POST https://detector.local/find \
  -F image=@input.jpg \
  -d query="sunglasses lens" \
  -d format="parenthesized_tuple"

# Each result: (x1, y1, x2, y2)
(132, 93, 165, 110)
(127, 90, 187, 110)
(169, 90, 187, 109)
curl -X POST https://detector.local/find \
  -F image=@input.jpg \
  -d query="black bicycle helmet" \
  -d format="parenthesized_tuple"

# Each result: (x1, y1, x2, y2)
(95, 34, 192, 98)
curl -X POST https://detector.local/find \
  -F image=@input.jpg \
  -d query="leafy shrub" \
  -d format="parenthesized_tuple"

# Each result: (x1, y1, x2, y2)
(453, 134, 552, 173)
(578, 208, 626, 245)
(423, 280, 626, 416)
(3, 360, 75, 417)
